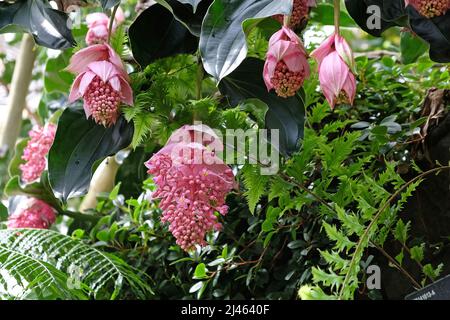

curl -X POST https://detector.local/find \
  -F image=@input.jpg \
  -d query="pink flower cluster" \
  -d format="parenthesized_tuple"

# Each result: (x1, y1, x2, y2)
(274, 0, 316, 29)
(7, 198, 56, 229)
(67, 44, 133, 127)
(405, 0, 450, 18)
(85, 8, 125, 46)
(263, 26, 310, 98)
(145, 125, 235, 251)
(20, 123, 56, 183)
(311, 33, 357, 109)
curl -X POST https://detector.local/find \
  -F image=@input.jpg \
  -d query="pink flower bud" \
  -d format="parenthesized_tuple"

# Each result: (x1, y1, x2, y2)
(311, 34, 356, 109)
(20, 123, 56, 183)
(7, 198, 56, 229)
(263, 26, 310, 98)
(405, 0, 449, 18)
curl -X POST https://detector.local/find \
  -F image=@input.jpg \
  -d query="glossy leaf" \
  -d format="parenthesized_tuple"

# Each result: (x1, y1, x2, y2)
(219, 58, 305, 156)
(200, 0, 292, 82)
(128, 3, 198, 68)
(0, 0, 75, 49)
(48, 105, 133, 201)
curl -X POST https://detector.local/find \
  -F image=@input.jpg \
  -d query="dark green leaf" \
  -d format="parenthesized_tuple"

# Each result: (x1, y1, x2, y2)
(128, 3, 198, 68)
(219, 58, 305, 156)
(0, 0, 75, 49)
(48, 105, 133, 201)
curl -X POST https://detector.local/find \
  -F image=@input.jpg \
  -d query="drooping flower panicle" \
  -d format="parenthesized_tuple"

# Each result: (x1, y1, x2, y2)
(69, 60, 133, 126)
(67, 44, 133, 127)
(274, 0, 316, 29)
(405, 0, 450, 18)
(145, 125, 235, 251)
(20, 123, 56, 183)
(7, 198, 56, 229)
(263, 26, 310, 98)
(310, 34, 356, 109)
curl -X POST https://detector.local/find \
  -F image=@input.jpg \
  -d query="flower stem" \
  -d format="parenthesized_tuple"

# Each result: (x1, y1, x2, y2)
(283, 14, 291, 27)
(334, 0, 341, 35)
(108, 4, 120, 44)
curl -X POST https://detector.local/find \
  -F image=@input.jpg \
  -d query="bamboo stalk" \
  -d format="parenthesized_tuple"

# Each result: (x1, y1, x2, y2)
(0, 34, 37, 151)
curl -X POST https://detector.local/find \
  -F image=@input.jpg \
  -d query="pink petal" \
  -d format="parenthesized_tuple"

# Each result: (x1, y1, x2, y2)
(335, 34, 356, 73)
(68, 73, 84, 102)
(342, 72, 356, 105)
(83, 100, 92, 118)
(319, 52, 350, 108)
(66, 44, 109, 74)
(118, 76, 134, 106)
(87, 60, 120, 82)
(86, 12, 109, 28)
(79, 71, 96, 96)
(310, 34, 335, 66)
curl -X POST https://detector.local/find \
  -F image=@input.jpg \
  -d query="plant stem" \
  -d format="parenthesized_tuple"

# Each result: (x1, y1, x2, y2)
(108, 4, 120, 44)
(334, 0, 341, 35)
(370, 241, 422, 289)
(283, 14, 291, 27)
(338, 165, 450, 299)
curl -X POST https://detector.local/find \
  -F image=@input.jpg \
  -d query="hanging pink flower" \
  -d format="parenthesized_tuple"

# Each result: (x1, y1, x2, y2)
(85, 8, 125, 46)
(85, 13, 110, 46)
(69, 60, 133, 126)
(66, 43, 128, 80)
(20, 123, 56, 183)
(274, 0, 316, 29)
(405, 0, 449, 18)
(310, 34, 356, 109)
(145, 125, 235, 252)
(7, 198, 56, 229)
(263, 26, 310, 98)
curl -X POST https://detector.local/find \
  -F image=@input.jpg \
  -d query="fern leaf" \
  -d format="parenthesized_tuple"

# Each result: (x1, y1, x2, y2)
(241, 165, 269, 214)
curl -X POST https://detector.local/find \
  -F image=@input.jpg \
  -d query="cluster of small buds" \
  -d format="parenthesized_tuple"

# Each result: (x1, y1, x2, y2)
(145, 126, 235, 251)
(84, 77, 122, 126)
(406, 0, 449, 18)
(19, 124, 56, 183)
(270, 60, 308, 98)
(7, 198, 56, 229)
(274, 0, 310, 29)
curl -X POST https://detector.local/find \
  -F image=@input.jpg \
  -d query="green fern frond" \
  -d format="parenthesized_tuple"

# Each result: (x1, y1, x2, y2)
(0, 229, 153, 300)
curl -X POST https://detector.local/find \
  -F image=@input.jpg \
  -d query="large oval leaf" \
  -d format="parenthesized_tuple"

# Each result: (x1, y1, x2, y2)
(128, 3, 198, 68)
(0, 0, 75, 49)
(407, 8, 450, 63)
(199, 0, 292, 82)
(219, 58, 305, 156)
(48, 106, 133, 201)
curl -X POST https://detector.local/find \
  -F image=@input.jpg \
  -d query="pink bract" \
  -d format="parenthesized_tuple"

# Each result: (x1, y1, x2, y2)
(310, 33, 356, 109)
(66, 44, 128, 80)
